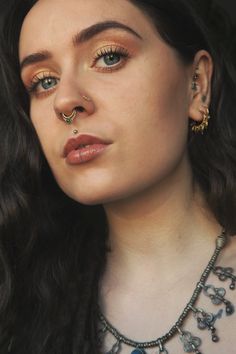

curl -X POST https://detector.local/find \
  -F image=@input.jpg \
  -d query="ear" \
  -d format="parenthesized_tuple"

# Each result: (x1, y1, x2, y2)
(188, 50, 213, 123)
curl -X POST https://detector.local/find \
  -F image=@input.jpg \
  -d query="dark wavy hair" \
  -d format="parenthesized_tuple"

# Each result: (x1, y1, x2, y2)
(0, 0, 235, 353)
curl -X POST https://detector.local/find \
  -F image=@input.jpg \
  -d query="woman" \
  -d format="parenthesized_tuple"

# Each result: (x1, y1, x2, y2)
(0, 0, 236, 353)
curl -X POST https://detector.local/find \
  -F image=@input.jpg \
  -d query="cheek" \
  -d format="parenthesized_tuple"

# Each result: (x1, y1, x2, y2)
(98, 66, 190, 196)
(27, 54, 190, 205)
(99, 47, 190, 145)
(109, 59, 189, 158)
(30, 101, 59, 158)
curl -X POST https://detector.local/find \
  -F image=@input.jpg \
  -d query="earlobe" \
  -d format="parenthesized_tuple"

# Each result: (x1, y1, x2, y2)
(188, 50, 213, 132)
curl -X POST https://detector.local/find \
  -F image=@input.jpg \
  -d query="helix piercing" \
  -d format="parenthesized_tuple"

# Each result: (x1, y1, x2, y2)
(192, 71, 199, 91)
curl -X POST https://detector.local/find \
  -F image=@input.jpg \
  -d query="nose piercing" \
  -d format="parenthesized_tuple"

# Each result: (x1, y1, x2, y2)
(82, 95, 91, 102)
(61, 110, 77, 125)
(61, 96, 92, 124)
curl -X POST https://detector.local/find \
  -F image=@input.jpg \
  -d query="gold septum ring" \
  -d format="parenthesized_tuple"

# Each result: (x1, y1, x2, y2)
(61, 110, 77, 125)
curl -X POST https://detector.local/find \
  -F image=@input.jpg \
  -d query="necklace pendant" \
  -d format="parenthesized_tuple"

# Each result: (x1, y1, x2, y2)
(193, 307, 223, 342)
(178, 328, 202, 353)
(98, 232, 232, 354)
(158, 340, 168, 353)
(203, 284, 235, 315)
(213, 266, 236, 290)
(106, 340, 121, 354)
(225, 300, 235, 315)
(98, 325, 107, 347)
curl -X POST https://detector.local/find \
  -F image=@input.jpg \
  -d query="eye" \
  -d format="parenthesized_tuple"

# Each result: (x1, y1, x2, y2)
(92, 45, 130, 72)
(26, 72, 59, 96)
(40, 77, 58, 90)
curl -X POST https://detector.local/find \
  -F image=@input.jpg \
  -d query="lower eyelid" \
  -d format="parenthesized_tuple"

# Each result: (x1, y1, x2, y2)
(91, 50, 131, 72)
(32, 85, 57, 99)
(94, 57, 130, 73)
(27, 76, 59, 94)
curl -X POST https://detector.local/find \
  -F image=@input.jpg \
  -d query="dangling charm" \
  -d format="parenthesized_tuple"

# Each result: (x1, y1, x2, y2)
(191, 306, 223, 342)
(158, 340, 168, 353)
(177, 327, 202, 353)
(213, 266, 236, 290)
(97, 231, 233, 354)
(98, 324, 107, 348)
(203, 284, 235, 316)
(106, 340, 121, 354)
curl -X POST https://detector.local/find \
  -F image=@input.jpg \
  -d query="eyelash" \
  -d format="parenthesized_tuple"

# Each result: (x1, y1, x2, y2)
(26, 45, 131, 95)
(26, 71, 58, 95)
(91, 45, 130, 71)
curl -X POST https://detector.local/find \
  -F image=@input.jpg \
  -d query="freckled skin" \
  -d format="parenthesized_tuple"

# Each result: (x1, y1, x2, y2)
(19, 0, 194, 206)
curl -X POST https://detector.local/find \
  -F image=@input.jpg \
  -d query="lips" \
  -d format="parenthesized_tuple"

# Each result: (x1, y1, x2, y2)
(63, 134, 111, 164)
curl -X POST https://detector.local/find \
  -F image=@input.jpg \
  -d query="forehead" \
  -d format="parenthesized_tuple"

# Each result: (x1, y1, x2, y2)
(19, 0, 155, 58)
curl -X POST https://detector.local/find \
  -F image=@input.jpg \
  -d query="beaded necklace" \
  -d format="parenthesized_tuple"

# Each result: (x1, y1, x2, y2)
(98, 230, 235, 354)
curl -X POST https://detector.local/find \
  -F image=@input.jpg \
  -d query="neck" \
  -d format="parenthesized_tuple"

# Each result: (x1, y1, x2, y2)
(102, 161, 221, 288)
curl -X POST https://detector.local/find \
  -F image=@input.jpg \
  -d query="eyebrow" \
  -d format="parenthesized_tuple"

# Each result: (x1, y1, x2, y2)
(20, 20, 143, 71)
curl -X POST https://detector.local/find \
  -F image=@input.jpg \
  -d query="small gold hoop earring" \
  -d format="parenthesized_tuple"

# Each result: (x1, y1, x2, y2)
(61, 110, 77, 125)
(191, 106, 210, 134)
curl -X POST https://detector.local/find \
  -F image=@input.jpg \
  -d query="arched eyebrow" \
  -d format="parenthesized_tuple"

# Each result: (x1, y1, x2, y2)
(72, 20, 142, 45)
(20, 20, 143, 72)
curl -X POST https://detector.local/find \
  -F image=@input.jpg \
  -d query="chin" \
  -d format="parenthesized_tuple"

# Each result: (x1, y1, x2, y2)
(57, 183, 117, 206)
(53, 170, 149, 206)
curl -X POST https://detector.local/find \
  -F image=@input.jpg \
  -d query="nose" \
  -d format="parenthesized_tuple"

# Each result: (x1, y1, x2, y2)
(53, 73, 95, 123)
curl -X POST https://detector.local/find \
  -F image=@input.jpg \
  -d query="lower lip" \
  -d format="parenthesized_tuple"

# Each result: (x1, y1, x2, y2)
(65, 144, 108, 165)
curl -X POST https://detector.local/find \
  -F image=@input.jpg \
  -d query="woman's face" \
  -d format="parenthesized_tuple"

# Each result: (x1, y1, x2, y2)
(19, 0, 195, 205)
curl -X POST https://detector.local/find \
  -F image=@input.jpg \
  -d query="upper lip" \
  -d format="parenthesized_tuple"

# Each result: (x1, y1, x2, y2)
(63, 134, 112, 157)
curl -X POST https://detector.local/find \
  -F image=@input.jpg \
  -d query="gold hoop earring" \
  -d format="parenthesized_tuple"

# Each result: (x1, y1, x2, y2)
(191, 106, 210, 134)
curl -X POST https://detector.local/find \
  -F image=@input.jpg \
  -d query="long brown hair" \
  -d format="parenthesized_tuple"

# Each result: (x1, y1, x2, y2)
(0, 0, 235, 353)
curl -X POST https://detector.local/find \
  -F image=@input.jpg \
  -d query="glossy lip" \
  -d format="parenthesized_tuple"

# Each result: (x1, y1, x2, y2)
(63, 134, 112, 158)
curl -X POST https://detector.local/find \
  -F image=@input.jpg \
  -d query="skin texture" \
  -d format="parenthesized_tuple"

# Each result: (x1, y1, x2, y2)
(19, 0, 210, 206)
(18, 1, 236, 353)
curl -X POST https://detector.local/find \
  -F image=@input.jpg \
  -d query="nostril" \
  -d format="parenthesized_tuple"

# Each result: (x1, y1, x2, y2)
(77, 106, 85, 113)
